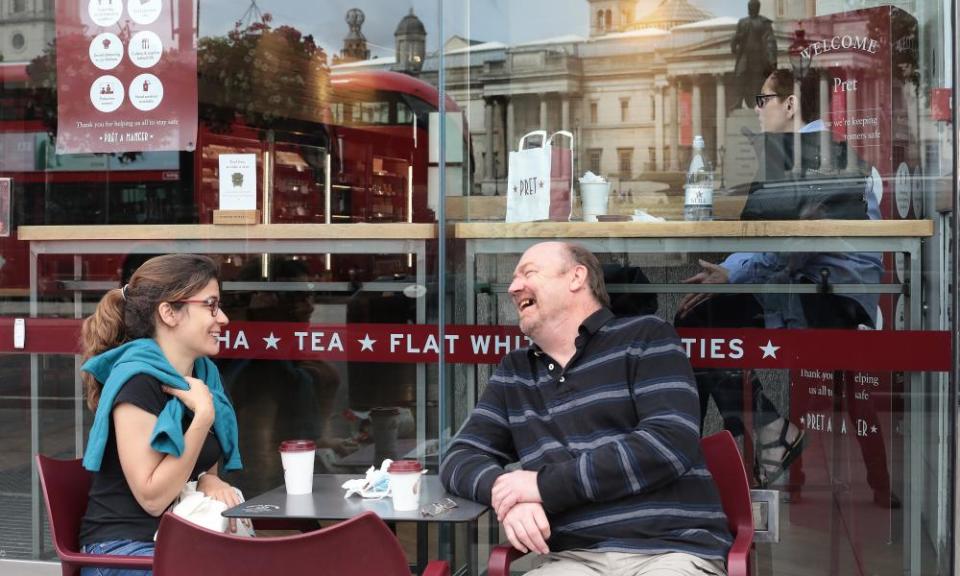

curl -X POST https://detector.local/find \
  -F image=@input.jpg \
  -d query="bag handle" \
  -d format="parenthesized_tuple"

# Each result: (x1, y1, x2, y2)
(548, 130, 573, 144)
(548, 130, 574, 151)
(517, 130, 548, 151)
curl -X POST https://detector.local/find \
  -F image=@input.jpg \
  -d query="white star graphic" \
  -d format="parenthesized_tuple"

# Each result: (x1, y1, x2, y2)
(759, 340, 780, 359)
(358, 334, 376, 352)
(262, 333, 280, 350)
(871, 425, 878, 434)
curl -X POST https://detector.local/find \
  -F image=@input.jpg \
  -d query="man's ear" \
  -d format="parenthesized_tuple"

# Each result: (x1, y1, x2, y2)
(157, 302, 179, 328)
(569, 265, 588, 292)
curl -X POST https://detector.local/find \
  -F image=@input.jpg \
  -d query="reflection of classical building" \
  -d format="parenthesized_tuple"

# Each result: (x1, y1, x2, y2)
(333, 0, 817, 195)
(0, 0, 54, 63)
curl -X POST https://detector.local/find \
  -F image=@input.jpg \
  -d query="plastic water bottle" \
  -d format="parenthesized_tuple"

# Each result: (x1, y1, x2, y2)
(684, 135, 714, 221)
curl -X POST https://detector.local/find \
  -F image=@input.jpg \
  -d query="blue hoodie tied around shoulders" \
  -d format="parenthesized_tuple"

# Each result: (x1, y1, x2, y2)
(81, 338, 242, 472)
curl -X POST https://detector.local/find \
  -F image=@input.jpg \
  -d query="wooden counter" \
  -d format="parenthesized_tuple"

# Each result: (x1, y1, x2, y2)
(455, 220, 934, 239)
(18, 223, 437, 242)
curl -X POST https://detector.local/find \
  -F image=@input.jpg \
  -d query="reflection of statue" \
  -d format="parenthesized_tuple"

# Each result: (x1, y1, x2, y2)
(731, 0, 777, 108)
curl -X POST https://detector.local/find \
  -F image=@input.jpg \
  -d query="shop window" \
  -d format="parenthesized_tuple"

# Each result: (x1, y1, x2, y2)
(617, 147, 632, 177)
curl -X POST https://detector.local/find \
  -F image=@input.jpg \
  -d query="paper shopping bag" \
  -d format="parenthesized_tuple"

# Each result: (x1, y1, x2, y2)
(506, 131, 551, 222)
(506, 131, 574, 222)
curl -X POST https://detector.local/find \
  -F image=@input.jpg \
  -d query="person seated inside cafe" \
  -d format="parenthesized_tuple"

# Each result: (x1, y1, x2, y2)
(222, 256, 355, 496)
(441, 241, 730, 576)
(675, 68, 895, 507)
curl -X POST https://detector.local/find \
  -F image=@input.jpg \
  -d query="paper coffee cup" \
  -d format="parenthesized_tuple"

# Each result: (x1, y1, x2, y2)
(388, 460, 423, 511)
(279, 439, 316, 495)
(579, 181, 610, 222)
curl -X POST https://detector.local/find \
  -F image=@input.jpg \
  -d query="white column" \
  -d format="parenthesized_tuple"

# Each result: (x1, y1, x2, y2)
(669, 80, 680, 171)
(654, 83, 665, 172)
(484, 99, 494, 182)
(692, 76, 703, 142)
(539, 94, 549, 131)
(715, 75, 726, 167)
(561, 97, 570, 132)
(819, 72, 832, 172)
(506, 97, 516, 151)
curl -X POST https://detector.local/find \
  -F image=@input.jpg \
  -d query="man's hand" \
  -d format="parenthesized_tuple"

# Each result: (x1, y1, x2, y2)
(492, 470, 541, 521)
(501, 502, 551, 555)
(677, 259, 730, 318)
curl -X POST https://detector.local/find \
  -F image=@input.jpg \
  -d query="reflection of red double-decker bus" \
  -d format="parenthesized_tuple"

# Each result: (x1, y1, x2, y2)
(0, 65, 461, 292)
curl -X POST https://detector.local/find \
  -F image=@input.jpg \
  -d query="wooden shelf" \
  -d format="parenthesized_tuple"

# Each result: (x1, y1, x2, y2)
(19, 223, 437, 242)
(454, 220, 934, 239)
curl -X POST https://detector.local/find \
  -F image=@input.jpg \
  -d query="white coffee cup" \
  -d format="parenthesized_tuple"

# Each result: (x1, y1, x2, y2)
(579, 181, 610, 222)
(279, 439, 316, 495)
(388, 459, 423, 512)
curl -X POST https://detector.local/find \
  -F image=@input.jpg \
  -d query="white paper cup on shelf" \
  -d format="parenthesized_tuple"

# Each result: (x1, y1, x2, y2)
(388, 460, 423, 511)
(579, 180, 610, 222)
(279, 439, 316, 495)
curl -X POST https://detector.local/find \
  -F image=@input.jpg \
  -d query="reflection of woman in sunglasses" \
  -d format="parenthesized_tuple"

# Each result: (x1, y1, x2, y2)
(677, 69, 889, 503)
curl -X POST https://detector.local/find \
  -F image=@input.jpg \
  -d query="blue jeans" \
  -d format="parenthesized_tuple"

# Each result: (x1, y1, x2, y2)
(80, 540, 154, 576)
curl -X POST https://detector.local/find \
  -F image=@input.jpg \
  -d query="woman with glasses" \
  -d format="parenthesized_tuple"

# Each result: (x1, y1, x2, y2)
(676, 68, 889, 501)
(76, 254, 243, 575)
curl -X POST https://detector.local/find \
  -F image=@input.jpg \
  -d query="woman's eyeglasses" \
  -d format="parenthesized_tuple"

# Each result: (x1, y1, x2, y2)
(174, 296, 221, 317)
(420, 497, 458, 517)
(754, 93, 781, 108)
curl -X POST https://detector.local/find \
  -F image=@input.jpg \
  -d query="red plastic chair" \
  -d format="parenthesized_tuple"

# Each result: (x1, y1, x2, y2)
(701, 430, 755, 576)
(36, 454, 153, 576)
(154, 510, 450, 576)
(488, 430, 755, 576)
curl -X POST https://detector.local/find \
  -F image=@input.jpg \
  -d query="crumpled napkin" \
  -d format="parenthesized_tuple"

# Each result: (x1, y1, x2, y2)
(342, 459, 392, 499)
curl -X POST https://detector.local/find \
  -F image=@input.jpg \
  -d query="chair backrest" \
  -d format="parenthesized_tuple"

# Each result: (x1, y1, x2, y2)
(36, 455, 92, 575)
(154, 510, 411, 576)
(700, 431, 754, 541)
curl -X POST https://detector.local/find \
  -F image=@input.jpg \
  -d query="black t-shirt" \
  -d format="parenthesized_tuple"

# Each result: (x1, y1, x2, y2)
(79, 373, 223, 546)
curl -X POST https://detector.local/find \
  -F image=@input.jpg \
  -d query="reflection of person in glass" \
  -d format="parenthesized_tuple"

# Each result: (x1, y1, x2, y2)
(223, 257, 354, 496)
(676, 69, 893, 507)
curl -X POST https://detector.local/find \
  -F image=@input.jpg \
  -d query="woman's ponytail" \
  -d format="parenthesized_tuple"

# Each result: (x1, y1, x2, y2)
(80, 288, 127, 410)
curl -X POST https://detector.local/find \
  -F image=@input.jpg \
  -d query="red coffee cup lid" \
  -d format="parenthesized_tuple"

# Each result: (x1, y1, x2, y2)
(279, 439, 316, 452)
(388, 460, 422, 473)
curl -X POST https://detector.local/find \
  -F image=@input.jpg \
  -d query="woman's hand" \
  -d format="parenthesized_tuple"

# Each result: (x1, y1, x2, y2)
(162, 376, 215, 425)
(198, 473, 245, 533)
(677, 259, 731, 318)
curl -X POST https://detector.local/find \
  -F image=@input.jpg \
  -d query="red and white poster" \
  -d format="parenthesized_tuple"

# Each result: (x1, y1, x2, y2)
(55, 0, 198, 154)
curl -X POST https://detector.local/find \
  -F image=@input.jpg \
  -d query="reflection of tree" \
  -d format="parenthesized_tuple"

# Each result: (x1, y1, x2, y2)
(198, 13, 332, 132)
